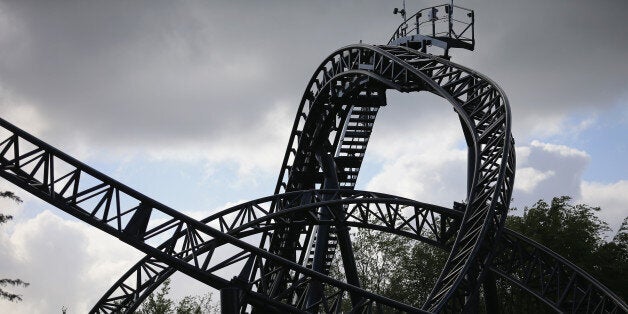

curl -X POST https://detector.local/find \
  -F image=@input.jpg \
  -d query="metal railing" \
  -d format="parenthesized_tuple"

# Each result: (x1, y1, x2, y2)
(388, 4, 474, 48)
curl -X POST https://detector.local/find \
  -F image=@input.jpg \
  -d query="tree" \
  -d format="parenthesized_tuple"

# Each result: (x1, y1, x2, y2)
(594, 217, 628, 300)
(136, 278, 219, 314)
(327, 220, 447, 310)
(506, 197, 627, 303)
(137, 279, 175, 314)
(328, 196, 627, 312)
(0, 191, 29, 302)
(507, 196, 610, 270)
(175, 293, 219, 314)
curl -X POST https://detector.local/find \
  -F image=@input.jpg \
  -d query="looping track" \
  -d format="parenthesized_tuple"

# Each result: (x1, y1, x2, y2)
(0, 41, 624, 313)
(265, 44, 516, 312)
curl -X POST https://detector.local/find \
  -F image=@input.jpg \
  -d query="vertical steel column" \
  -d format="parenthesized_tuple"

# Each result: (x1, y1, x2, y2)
(221, 287, 240, 314)
(448, 2, 453, 38)
(483, 272, 499, 313)
(305, 151, 362, 310)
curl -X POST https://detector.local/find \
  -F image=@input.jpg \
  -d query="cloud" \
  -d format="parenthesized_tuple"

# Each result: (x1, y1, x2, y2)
(509, 140, 626, 235)
(529, 140, 589, 158)
(0, 1, 397, 171)
(363, 95, 468, 206)
(459, 0, 628, 140)
(0, 87, 48, 137)
(515, 167, 555, 193)
(0, 0, 625, 188)
(0, 210, 142, 313)
(580, 180, 628, 233)
(0, 193, 262, 314)
(511, 140, 590, 206)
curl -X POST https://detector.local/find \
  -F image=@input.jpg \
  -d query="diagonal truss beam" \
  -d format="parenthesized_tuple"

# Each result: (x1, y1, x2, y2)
(90, 193, 627, 313)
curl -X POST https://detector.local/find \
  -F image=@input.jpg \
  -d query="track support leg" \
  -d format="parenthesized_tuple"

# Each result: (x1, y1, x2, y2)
(221, 287, 240, 314)
(483, 272, 499, 314)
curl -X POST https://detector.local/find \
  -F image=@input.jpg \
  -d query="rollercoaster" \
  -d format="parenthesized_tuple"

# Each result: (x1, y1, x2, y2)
(0, 3, 626, 313)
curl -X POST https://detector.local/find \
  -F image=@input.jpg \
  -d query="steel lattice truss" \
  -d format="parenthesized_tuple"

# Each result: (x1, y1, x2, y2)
(0, 4, 625, 313)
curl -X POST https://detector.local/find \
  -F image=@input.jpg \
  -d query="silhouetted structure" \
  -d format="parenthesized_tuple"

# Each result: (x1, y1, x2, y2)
(0, 3, 625, 313)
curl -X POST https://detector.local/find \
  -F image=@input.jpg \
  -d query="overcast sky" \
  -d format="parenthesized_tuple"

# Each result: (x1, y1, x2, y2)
(0, 1, 627, 312)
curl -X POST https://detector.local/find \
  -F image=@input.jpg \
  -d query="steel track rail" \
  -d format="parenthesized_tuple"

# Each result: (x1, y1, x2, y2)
(0, 107, 622, 312)
(91, 193, 627, 313)
(494, 230, 627, 313)
(0, 118, 429, 313)
(91, 191, 459, 313)
(257, 43, 514, 312)
(89, 42, 514, 312)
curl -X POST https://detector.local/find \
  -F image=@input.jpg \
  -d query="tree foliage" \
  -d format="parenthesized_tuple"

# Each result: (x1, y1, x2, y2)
(175, 293, 219, 314)
(0, 191, 29, 302)
(136, 278, 219, 314)
(507, 196, 610, 269)
(137, 196, 626, 312)
(328, 196, 627, 312)
(328, 220, 447, 310)
(506, 196, 627, 303)
(137, 279, 175, 314)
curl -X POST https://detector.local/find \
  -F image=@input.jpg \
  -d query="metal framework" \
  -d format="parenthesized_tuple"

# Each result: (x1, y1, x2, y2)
(0, 3, 625, 314)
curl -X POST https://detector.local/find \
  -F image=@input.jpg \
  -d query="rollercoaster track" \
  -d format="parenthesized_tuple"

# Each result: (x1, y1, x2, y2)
(0, 30, 622, 312)
(91, 190, 460, 313)
(0, 42, 517, 312)
(0, 118, 432, 313)
(95, 42, 515, 311)
(493, 230, 627, 313)
(91, 193, 628, 313)
(259, 43, 515, 312)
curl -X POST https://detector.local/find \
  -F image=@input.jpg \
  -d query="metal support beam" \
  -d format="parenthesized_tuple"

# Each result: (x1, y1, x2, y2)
(221, 287, 240, 314)
(306, 151, 362, 310)
(483, 271, 499, 314)
(320, 153, 362, 307)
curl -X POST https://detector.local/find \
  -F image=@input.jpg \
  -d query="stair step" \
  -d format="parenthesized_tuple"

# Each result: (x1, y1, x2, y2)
(346, 125, 373, 131)
(343, 131, 371, 138)
(351, 107, 377, 112)
(349, 117, 376, 123)
(341, 140, 368, 146)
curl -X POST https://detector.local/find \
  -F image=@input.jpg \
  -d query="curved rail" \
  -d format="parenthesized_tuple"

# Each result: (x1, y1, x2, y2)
(494, 230, 627, 313)
(261, 43, 514, 312)
(0, 41, 515, 312)
(0, 118, 430, 313)
(0, 2, 622, 309)
(92, 193, 628, 313)
(89, 42, 515, 312)
(91, 190, 460, 313)
(0, 38, 623, 310)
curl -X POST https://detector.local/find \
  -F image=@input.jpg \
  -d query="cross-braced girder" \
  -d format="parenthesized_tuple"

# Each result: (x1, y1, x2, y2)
(90, 195, 627, 313)
(0, 118, 430, 313)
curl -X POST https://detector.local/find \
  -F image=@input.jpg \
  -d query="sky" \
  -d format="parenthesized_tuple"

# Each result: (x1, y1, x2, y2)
(0, 0, 626, 312)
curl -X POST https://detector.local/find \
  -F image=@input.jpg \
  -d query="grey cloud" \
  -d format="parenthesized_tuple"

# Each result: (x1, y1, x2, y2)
(0, 209, 142, 313)
(0, 1, 625, 161)
(460, 0, 628, 138)
(512, 142, 590, 208)
(0, 1, 396, 151)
